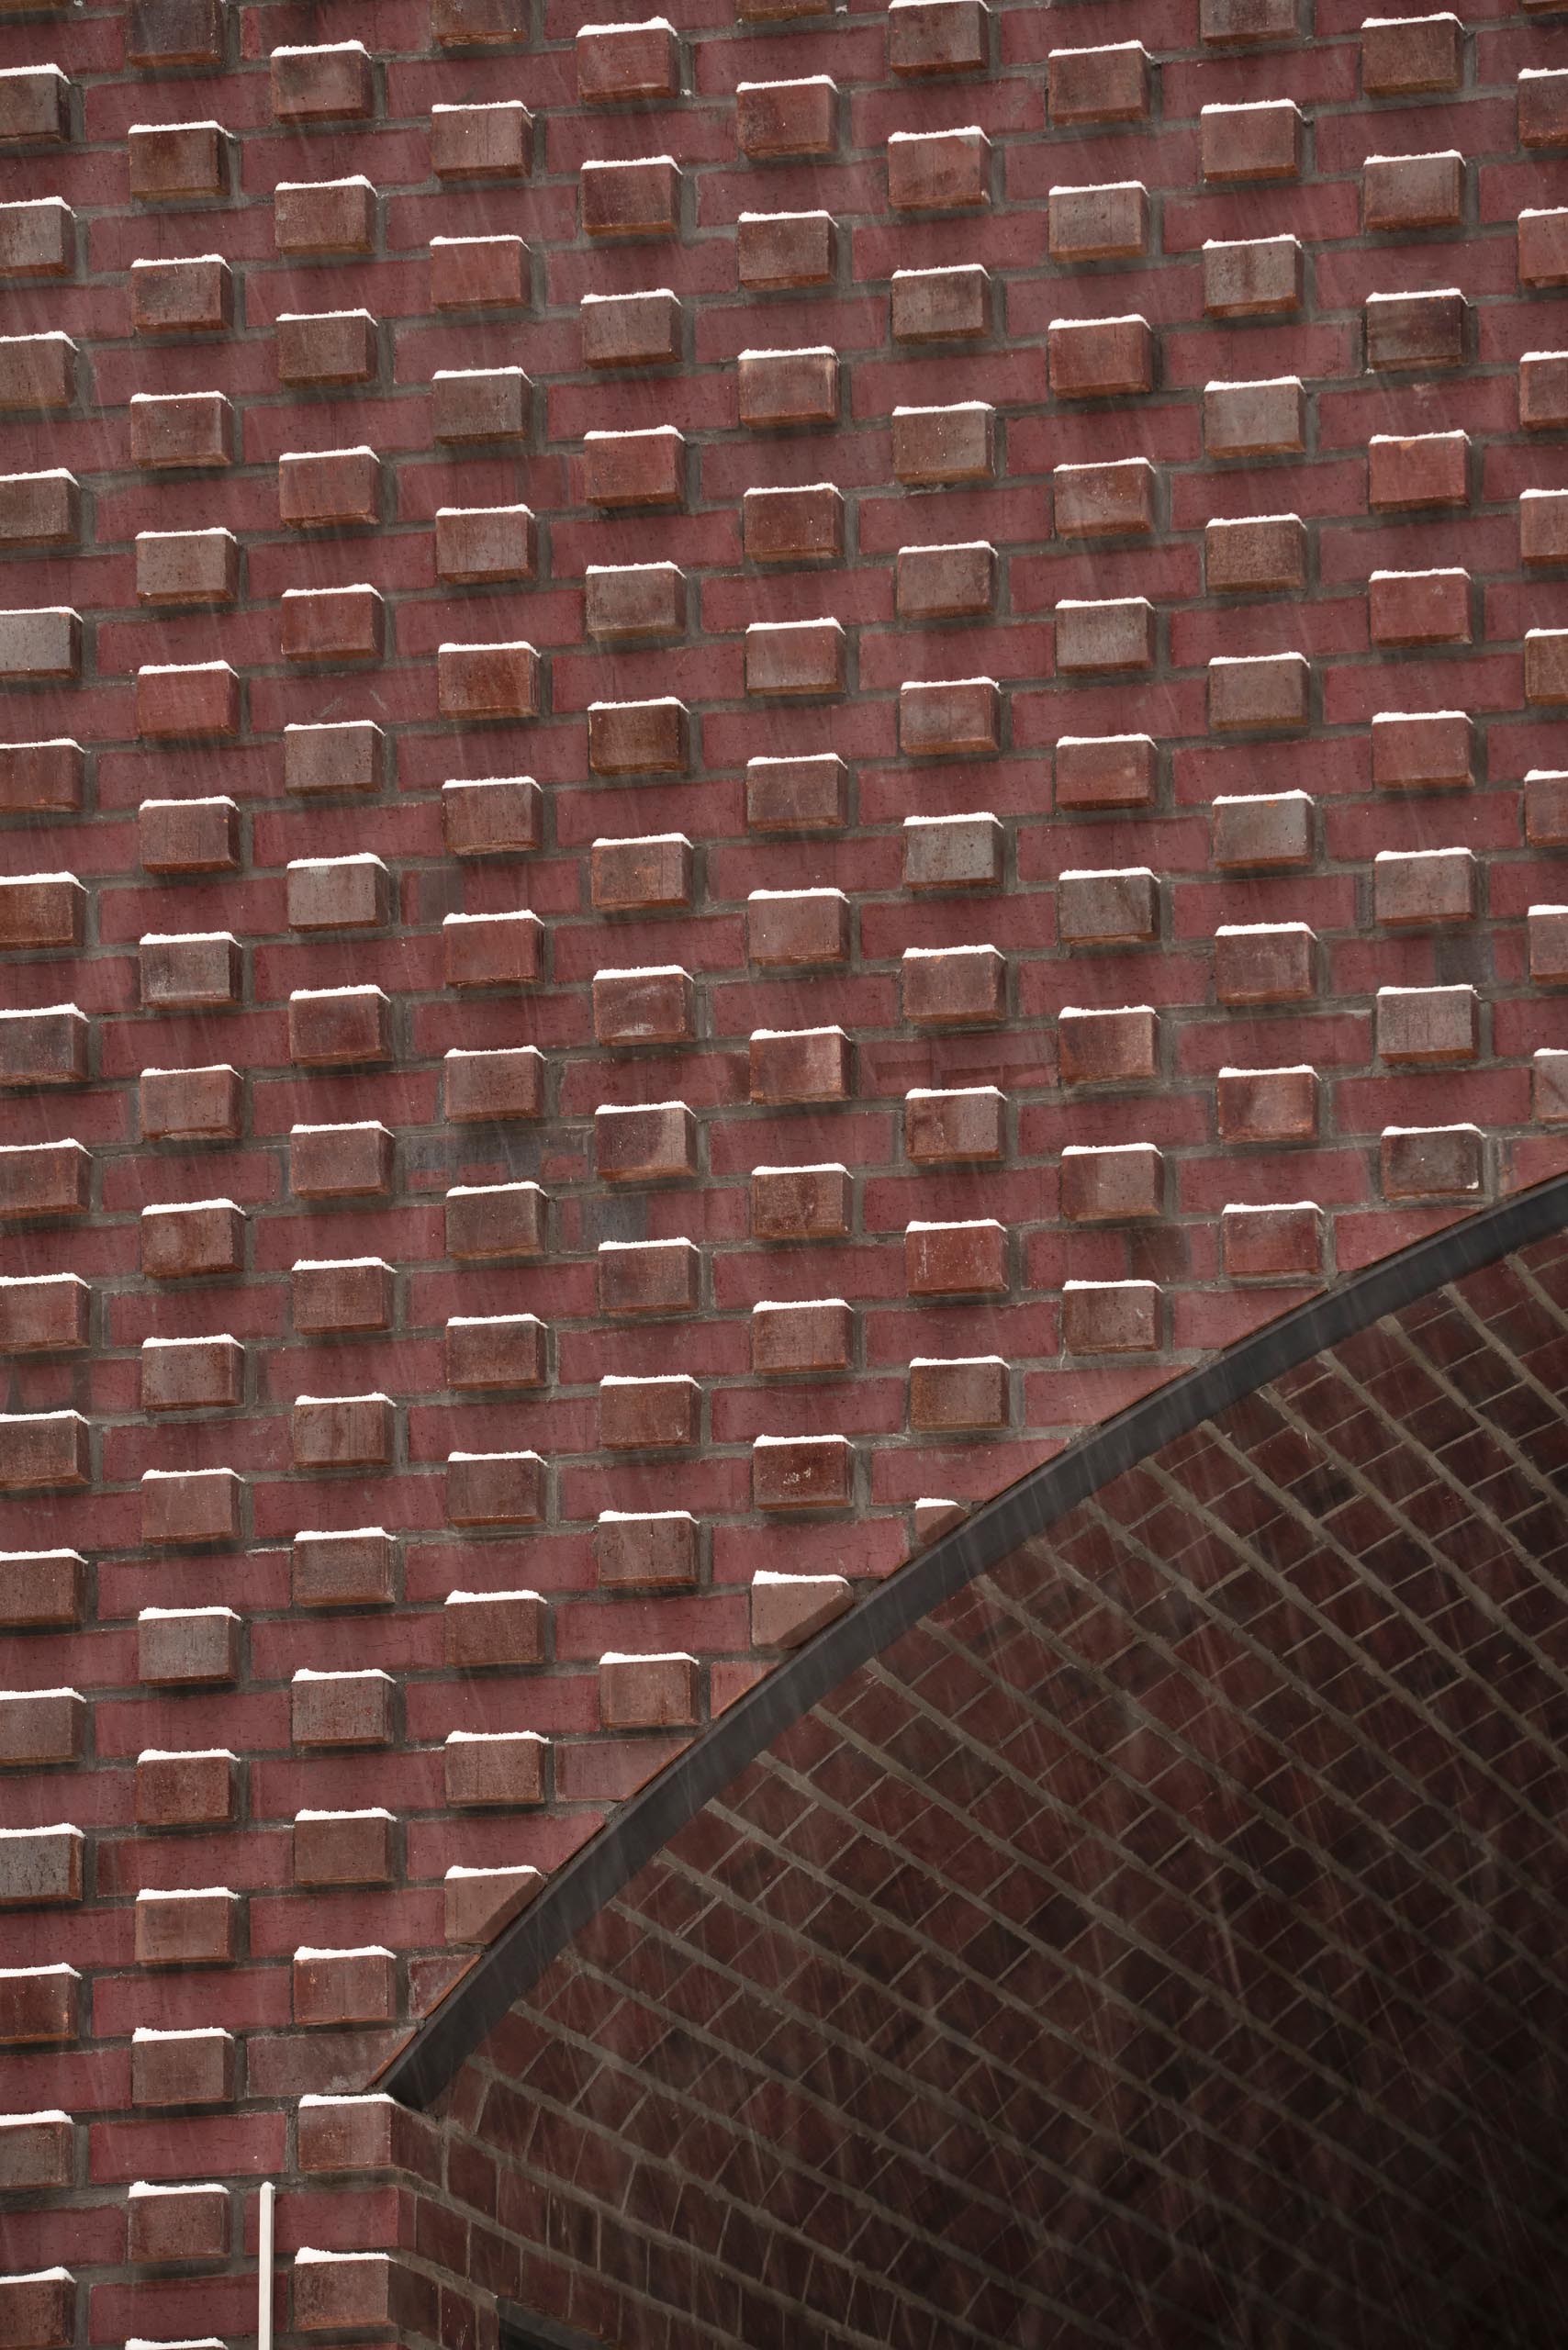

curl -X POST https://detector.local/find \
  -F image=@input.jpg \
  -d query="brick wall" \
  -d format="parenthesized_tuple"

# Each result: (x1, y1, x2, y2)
(2, 0, 1568, 2341)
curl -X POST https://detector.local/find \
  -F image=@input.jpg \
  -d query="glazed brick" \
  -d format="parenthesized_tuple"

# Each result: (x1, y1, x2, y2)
(444, 1045, 545, 1122)
(890, 128, 989, 213)
(753, 1296, 854, 1372)
(288, 986, 392, 1066)
(1374, 846, 1476, 925)
(0, 1274, 87, 1352)
(1366, 288, 1466, 369)
(1376, 981, 1479, 1062)
(745, 482, 843, 564)
(582, 291, 681, 367)
(132, 2028, 235, 2109)
(902, 943, 1005, 1024)
(738, 210, 834, 289)
(597, 1094, 695, 1175)
(0, 1141, 87, 1218)
(906, 1220, 1005, 1296)
(1209, 652, 1309, 730)
(280, 446, 380, 529)
(292, 1391, 392, 1469)
(1047, 314, 1152, 398)
(127, 0, 224, 69)
(581, 157, 679, 239)
(140, 930, 240, 1010)
(445, 1181, 548, 1260)
(1369, 431, 1466, 510)
(0, 335, 73, 411)
(1204, 235, 1301, 318)
(129, 119, 226, 201)
(1060, 1141, 1163, 1222)
(292, 1668, 394, 1748)
(0, 2275, 73, 2348)
(578, 19, 678, 103)
(294, 1808, 396, 1882)
(1063, 1281, 1159, 1355)
(1217, 1064, 1318, 1143)
(137, 1604, 241, 1678)
(1382, 1124, 1484, 1197)
(444, 1589, 544, 1669)
(0, 199, 73, 278)
(1361, 13, 1461, 94)
(0, 1004, 87, 1087)
(451, 1449, 547, 1530)
(271, 41, 373, 123)
(1204, 376, 1305, 458)
(586, 562, 684, 639)
(1048, 42, 1149, 124)
(903, 812, 1002, 889)
(1221, 1202, 1323, 1281)
(892, 402, 993, 485)
(596, 1511, 698, 1590)
(131, 254, 230, 335)
(749, 1026, 851, 1102)
(746, 618, 845, 695)
(274, 177, 375, 256)
(738, 78, 835, 160)
(601, 1374, 699, 1449)
(1520, 209, 1568, 287)
(140, 799, 239, 875)
(1215, 922, 1316, 1003)
(277, 309, 376, 387)
(1058, 1004, 1159, 1085)
(0, 470, 76, 547)
(431, 234, 528, 311)
(887, 0, 989, 74)
(891, 263, 990, 341)
(282, 583, 383, 662)
(445, 1731, 546, 1807)
(0, 739, 81, 813)
(752, 1163, 851, 1238)
(0, 66, 69, 144)
(593, 965, 692, 1044)
(1047, 182, 1148, 264)
(286, 720, 383, 796)
(135, 1749, 237, 1829)
(1365, 151, 1462, 232)
(443, 776, 543, 856)
(444, 909, 545, 988)
(1212, 791, 1313, 869)
(601, 1240, 700, 1315)
(1054, 458, 1154, 538)
(435, 505, 536, 583)
(0, 1967, 79, 2046)
(292, 1122, 392, 1196)
(293, 1257, 393, 1334)
(600, 1651, 699, 1729)
(1203, 101, 1302, 182)
(591, 833, 692, 909)
(446, 1314, 546, 1390)
(137, 529, 239, 605)
(438, 641, 539, 719)
(129, 393, 231, 469)
(0, 1688, 83, 1766)
(431, 100, 532, 180)
(141, 1198, 244, 1280)
(1056, 597, 1154, 672)
(1371, 709, 1471, 789)
(0, 608, 78, 681)
(900, 676, 1000, 757)
(1206, 514, 1305, 593)
(0, 872, 83, 948)
(135, 1886, 238, 1966)
(1056, 733, 1156, 809)
(738, 347, 838, 429)
(0, 1550, 84, 1628)
(293, 1528, 395, 1608)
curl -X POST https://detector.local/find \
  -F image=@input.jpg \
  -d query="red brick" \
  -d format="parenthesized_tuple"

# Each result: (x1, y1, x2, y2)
(1371, 708, 1471, 790)
(1058, 866, 1159, 946)
(138, 660, 239, 738)
(0, 334, 73, 410)
(1520, 208, 1568, 287)
(139, 929, 240, 1009)
(0, 65, 69, 144)
(746, 617, 844, 695)
(291, 1391, 392, 1470)
(0, 199, 72, 277)
(0, 1688, 83, 1767)
(1366, 150, 1462, 231)
(1058, 1004, 1159, 1085)
(0, 470, 75, 546)
(289, 986, 391, 1066)
(581, 156, 678, 238)
(293, 2250, 407, 2334)
(1362, 12, 1461, 93)
(135, 1886, 238, 1966)
(0, 1140, 88, 1219)
(1523, 488, 1568, 565)
(584, 427, 684, 510)
(748, 888, 849, 965)
(1204, 375, 1305, 457)
(586, 561, 684, 639)
(737, 209, 833, 288)
(1369, 566, 1469, 644)
(444, 1589, 544, 1670)
(292, 1668, 395, 1748)
(291, 1122, 392, 1196)
(578, 18, 678, 102)
(443, 776, 542, 856)
(1366, 287, 1466, 369)
(431, 234, 528, 310)
(1055, 596, 1154, 671)
(274, 176, 375, 256)
(128, 2181, 229, 2266)
(600, 1651, 699, 1728)
(1208, 651, 1309, 730)
(601, 1374, 699, 1449)
(888, 0, 989, 74)
(443, 909, 544, 989)
(293, 1257, 393, 1334)
(891, 263, 990, 340)
(906, 1086, 1004, 1161)
(1222, 1201, 1324, 1281)
(1211, 790, 1313, 868)
(1368, 431, 1467, 511)
(279, 446, 379, 529)
(592, 963, 692, 1044)
(1053, 458, 1153, 538)
(1063, 1280, 1160, 1355)
(272, 40, 371, 121)
(136, 529, 238, 607)
(1204, 234, 1300, 317)
(128, 0, 223, 67)
(135, 1748, 237, 1829)
(903, 811, 1002, 889)
(891, 400, 994, 485)
(294, 1808, 396, 1883)
(910, 1355, 1007, 1429)
(131, 2026, 235, 2107)
(1048, 180, 1148, 263)
(1202, 100, 1301, 181)
(738, 345, 838, 428)
(0, 739, 81, 813)
(433, 367, 531, 443)
(431, 99, 532, 178)
(890, 127, 989, 212)
(287, 854, 387, 933)
(581, 291, 680, 369)
(0, 1967, 79, 2046)
(590, 831, 692, 909)
(0, 1003, 85, 1088)
(747, 751, 848, 830)
(141, 1197, 244, 1280)
(1374, 845, 1475, 925)
(0, 1273, 84, 1354)
(293, 1529, 395, 1609)
(1215, 922, 1316, 1003)
(129, 118, 225, 200)
(744, 482, 843, 564)
(277, 308, 376, 386)
(749, 1025, 851, 1101)
(131, 253, 230, 335)
(131, 390, 231, 469)
(445, 1865, 542, 1945)
(446, 1314, 546, 1390)
(1534, 1048, 1568, 1123)
(1527, 769, 1568, 845)
(445, 1730, 547, 1807)
(753, 1294, 853, 1373)
(1060, 1141, 1164, 1222)
(738, 76, 835, 158)
(751, 1570, 851, 1647)
(438, 639, 539, 718)
(752, 1162, 851, 1238)
(902, 942, 1005, 1024)
(1202, 0, 1294, 39)
(1205, 513, 1305, 592)
(1520, 69, 1568, 148)
(286, 720, 384, 796)
(293, 1945, 395, 2026)
(137, 1604, 241, 1677)
(1381, 1123, 1483, 1197)
(0, 1550, 84, 1629)
(282, 582, 382, 662)
(0, 607, 77, 680)
(1530, 901, 1568, 984)
(1047, 313, 1151, 397)
(434, 505, 535, 584)
(597, 1510, 700, 1590)
(1376, 981, 1478, 1062)
(1048, 41, 1148, 123)
(446, 1181, 548, 1260)
(433, 0, 528, 42)
(595, 1102, 698, 1183)
(1529, 628, 1568, 703)
(0, 1410, 84, 1491)
(897, 540, 995, 619)
(0, 871, 82, 948)
(0, 2275, 73, 2349)
(900, 675, 1000, 756)
(1055, 733, 1156, 809)
(905, 1219, 1006, 1295)
(1216, 1064, 1319, 1144)
(445, 1045, 545, 1122)
(0, 2116, 72, 2192)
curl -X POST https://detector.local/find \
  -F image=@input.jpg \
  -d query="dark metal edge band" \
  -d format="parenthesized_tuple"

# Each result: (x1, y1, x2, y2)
(383, 1171, 1568, 2109)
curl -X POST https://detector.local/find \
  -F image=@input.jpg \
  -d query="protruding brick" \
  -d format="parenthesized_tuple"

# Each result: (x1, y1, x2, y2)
(595, 1101, 697, 1182)
(444, 1866, 541, 1945)
(738, 76, 835, 159)
(431, 100, 531, 179)
(0, 471, 76, 547)
(130, 392, 230, 469)
(900, 676, 999, 756)
(1206, 513, 1305, 593)
(584, 426, 684, 509)
(1047, 312, 1152, 398)
(1058, 867, 1158, 946)
(0, 2274, 73, 2348)
(438, 639, 538, 719)
(293, 1945, 395, 2026)
(1204, 375, 1305, 457)
(0, 1274, 86, 1354)
(1063, 1281, 1159, 1354)
(141, 1198, 244, 1279)
(135, 1886, 238, 1966)
(1212, 791, 1313, 868)
(903, 812, 1002, 889)
(752, 1162, 851, 1239)
(888, 0, 989, 74)
(747, 752, 848, 831)
(1054, 459, 1154, 539)
(892, 263, 990, 341)
(597, 1512, 699, 1590)
(136, 531, 238, 608)
(0, 607, 78, 680)
(0, 335, 73, 412)
(1215, 922, 1316, 1003)
(291, 1123, 391, 1197)
(1060, 1141, 1164, 1222)
(285, 720, 383, 797)
(910, 1355, 1007, 1430)
(905, 1220, 1005, 1295)
(0, 2115, 72, 2193)
(1371, 708, 1471, 790)
(891, 401, 993, 485)
(600, 1374, 700, 1449)
(0, 199, 72, 278)
(0, 1004, 86, 1089)
(902, 943, 1005, 1024)
(890, 126, 990, 211)
(1047, 180, 1148, 263)
(0, 66, 70, 145)
(0, 1551, 84, 1629)
(431, 233, 527, 311)
(750, 1026, 851, 1101)
(1382, 1124, 1484, 1197)
(277, 309, 375, 387)
(590, 832, 691, 910)
(445, 1181, 548, 1261)
(129, 119, 226, 201)
(737, 210, 833, 288)
(1366, 287, 1466, 369)
(0, 739, 81, 813)
(137, 660, 239, 738)
(128, 0, 224, 68)
(753, 1296, 854, 1371)
(289, 986, 392, 1066)
(1376, 981, 1479, 1062)
(140, 931, 240, 1011)
(1058, 1004, 1158, 1085)
(444, 1046, 545, 1123)
(745, 618, 844, 695)
(1209, 651, 1309, 730)
(0, 872, 83, 949)
(600, 1651, 699, 1729)
(451, 1447, 554, 1532)
(1369, 566, 1469, 645)
(274, 175, 374, 256)
(132, 2027, 234, 2109)
(1055, 597, 1154, 672)
(433, 368, 531, 445)
(581, 155, 679, 238)
(1217, 1064, 1318, 1143)
(445, 1732, 546, 1808)
(271, 40, 371, 122)
(0, 1412, 86, 1491)
(135, 1749, 237, 1829)
(294, 1809, 395, 1884)
(1374, 846, 1475, 925)
(292, 1529, 394, 1609)
(1528, 628, 1568, 703)
(1202, 99, 1301, 180)
(137, 1606, 241, 1679)
(288, 856, 388, 933)
(433, 0, 528, 43)
(442, 776, 542, 857)
(434, 505, 535, 584)
(0, 1968, 78, 2047)
(1222, 1201, 1324, 1281)
(1362, 12, 1461, 94)
(292, 1668, 394, 1749)
(1049, 42, 1149, 124)
(1056, 733, 1156, 809)
(1202, 0, 1294, 40)
(1204, 234, 1301, 317)
(443, 1589, 544, 1670)
(293, 1258, 393, 1335)
(292, 1392, 392, 1470)
(446, 1315, 546, 1390)
(905, 1087, 1004, 1161)
(131, 253, 230, 334)
(738, 346, 838, 428)
(581, 291, 681, 368)
(0, 1689, 83, 1767)
(592, 964, 691, 1044)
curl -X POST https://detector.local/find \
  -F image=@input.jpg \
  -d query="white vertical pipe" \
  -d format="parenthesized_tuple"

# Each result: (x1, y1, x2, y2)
(257, 2180, 275, 2350)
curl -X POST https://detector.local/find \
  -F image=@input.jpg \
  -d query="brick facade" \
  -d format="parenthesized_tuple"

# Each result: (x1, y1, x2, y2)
(2, 0, 1568, 2340)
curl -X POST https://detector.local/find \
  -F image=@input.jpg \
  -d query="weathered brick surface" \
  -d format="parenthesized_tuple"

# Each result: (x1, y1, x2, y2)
(1, 1, 1566, 2339)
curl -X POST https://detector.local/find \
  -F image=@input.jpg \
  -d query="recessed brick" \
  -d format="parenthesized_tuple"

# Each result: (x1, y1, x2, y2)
(1382, 1123, 1484, 1197)
(445, 1731, 546, 1807)
(1366, 286, 1466, 368)
(737, 209, 833, 288)
(596, 1511, 698, 1590)
(1049, 41, 1149, 123)
(910, 1355, 1008, 1430)
(1204, 233, 1301, 316)
(1202, 99, 1302, 180)
(749, 1025, 851, 1102)
(1222, 1201, 1323, 1281)
(888, 0, 989, 74)
(277, 308, 376, 386)
(1204, 375, 1305, 457)
(902, 942, 1005, 1024)
(293, 1257, 392, 1334)
(891, 263, 990, 340)
(1215, 921, 1316, 1003)
(292, 1667, 394, 1748)
(1048, 180, 1148, 262)
(1060, 1141, 1164, 1222)
(443, 1589, 544, 1670)
(274, 176, 375, 255)
(140, 1198, 244, 1281)
(905, 1086, 1004, 1161)
(900, 675, 1000, 756)
(292, 1528, 394, 1609)
(1362, 12, 1461, 94)
(291, 1122, 392, 1197)
(581, 155, 678, 238)
(1063, 1280, 1160, 1354)
(1212, 790, 1313, 868)
(1217, 1064, 1318, 1143)
(751, 1162, 851, 1238)
(431, 99, 531, 178)
(738, 345, 838, 428)
(445, 1181, 548, 1260)
(1047, 312, 1152, 397)
(138, 1603, 240, 1678)
(1058, 1004, 1159, 1084)
(449, 1444, 548, 1533)
(1376, 981, 1478, 1061)
(444, 1045, 545, 1123)
(0, 198, 72, 278)
(135, 1749, 237, 1830)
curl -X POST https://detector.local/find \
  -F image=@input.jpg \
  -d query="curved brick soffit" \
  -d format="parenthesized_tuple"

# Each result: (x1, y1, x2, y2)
(384, 1158, 1568, 2108)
